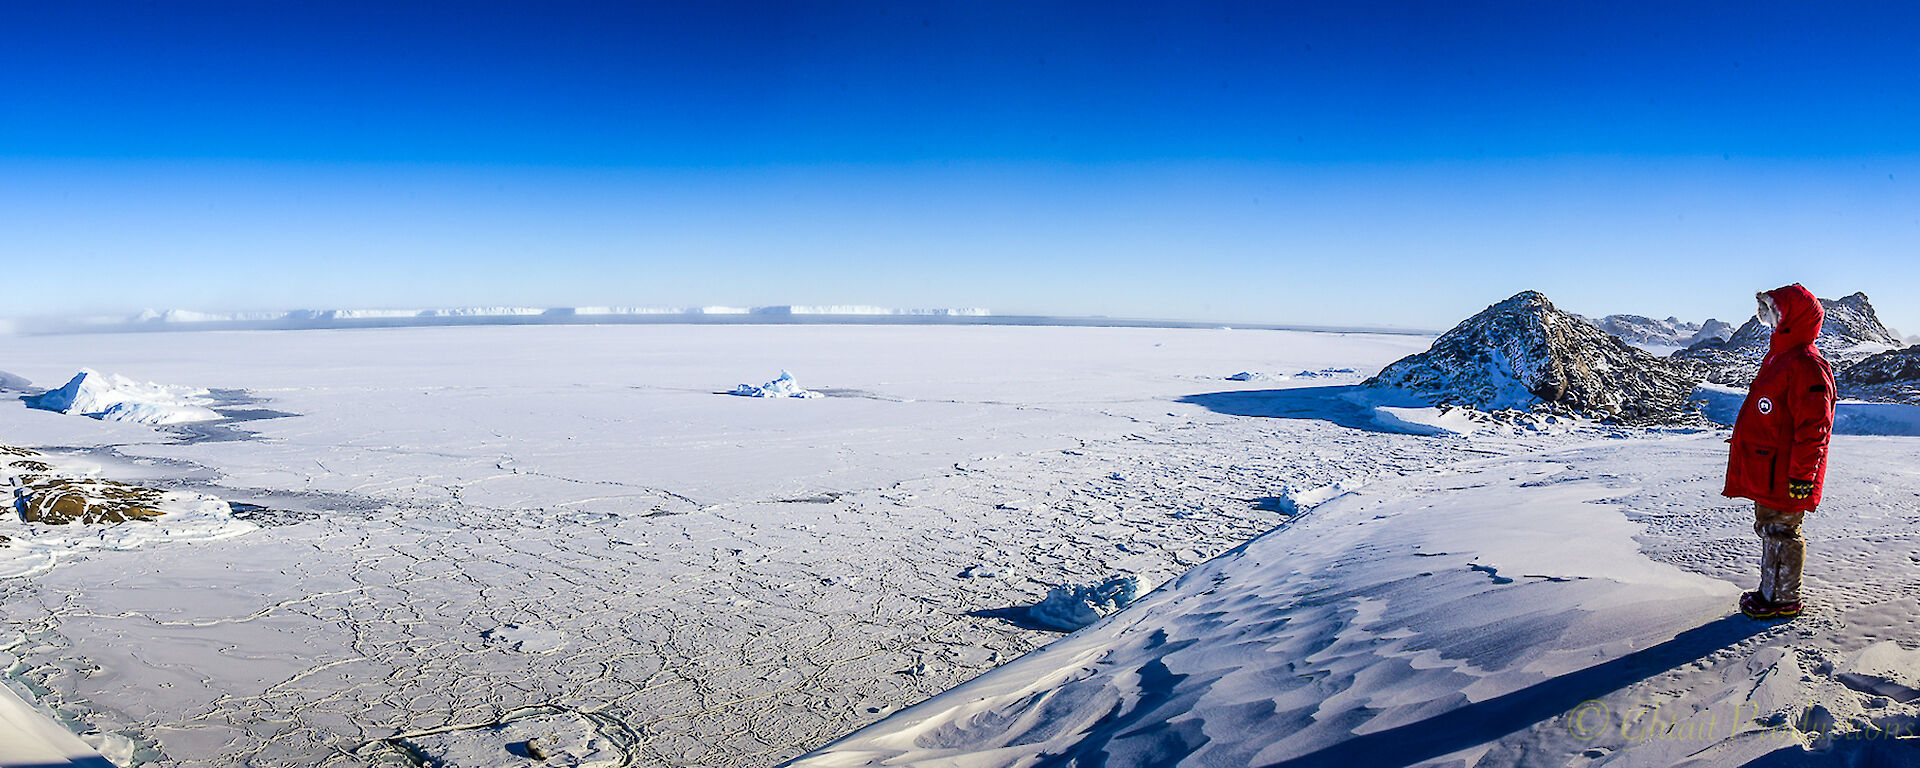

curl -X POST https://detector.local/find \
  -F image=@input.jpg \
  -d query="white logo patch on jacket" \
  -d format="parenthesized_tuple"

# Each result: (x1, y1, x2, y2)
(1758, 397, 1774, 415)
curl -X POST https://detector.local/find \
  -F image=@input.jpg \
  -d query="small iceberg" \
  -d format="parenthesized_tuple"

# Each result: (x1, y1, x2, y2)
(1026, 575, 1142, 632)
(730, 370, 823, 399)
(28, 369, 220, 425)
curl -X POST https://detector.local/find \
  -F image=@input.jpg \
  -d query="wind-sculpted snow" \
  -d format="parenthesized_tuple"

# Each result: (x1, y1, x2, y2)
(1363, 291, 1699, 424)
(1674, 292, 1902, 386)
(792, 434, 1920, 767)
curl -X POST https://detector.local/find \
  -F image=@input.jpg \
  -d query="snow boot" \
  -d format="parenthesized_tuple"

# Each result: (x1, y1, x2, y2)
(1740, 590, 1801, 620)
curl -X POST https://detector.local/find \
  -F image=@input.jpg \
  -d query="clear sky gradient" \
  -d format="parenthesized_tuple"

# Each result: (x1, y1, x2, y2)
(3, 1, 1917, 333)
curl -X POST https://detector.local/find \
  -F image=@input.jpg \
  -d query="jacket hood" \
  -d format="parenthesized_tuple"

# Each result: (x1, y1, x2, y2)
(1767, 284, 1823, 351)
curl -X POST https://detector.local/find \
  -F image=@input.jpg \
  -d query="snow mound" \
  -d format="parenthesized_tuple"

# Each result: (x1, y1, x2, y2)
(481, 623, 567, 654)
(28, 369, 220, 425)
(1026, 575, 1142, 632)
(1364, 291, 1698, 424)
(730, 370, 822, 399)
(1835, 642, 1920, 704)
(394, 709, 628, 767)
(1268, 480, 1359, 514)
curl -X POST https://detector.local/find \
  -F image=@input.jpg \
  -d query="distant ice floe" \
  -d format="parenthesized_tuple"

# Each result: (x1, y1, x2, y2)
(1026, 575, 1142, 632)
(730, 370, 823, 399)
(28, 369, 221, 425)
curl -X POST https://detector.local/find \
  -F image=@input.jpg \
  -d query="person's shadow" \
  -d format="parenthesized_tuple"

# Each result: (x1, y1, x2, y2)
(1178, 385, 1429, 435)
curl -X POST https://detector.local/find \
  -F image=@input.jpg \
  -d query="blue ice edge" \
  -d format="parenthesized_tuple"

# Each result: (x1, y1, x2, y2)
(1694, 384, 1920, 437)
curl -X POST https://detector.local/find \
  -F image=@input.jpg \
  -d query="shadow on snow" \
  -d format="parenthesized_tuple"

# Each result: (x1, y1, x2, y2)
(1178, 385, 1414, 435)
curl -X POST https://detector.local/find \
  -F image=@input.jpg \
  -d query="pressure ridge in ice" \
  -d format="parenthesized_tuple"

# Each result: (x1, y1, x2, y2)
(731, 370, 823, 399)
(28, 369, 220, 425)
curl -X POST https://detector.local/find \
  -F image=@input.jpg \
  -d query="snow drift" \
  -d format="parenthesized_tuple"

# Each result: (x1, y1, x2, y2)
(786, 452, 1756, 767)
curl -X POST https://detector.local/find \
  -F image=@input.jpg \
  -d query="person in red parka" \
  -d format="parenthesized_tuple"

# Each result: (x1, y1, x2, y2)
(1723, 284, 1837, 620)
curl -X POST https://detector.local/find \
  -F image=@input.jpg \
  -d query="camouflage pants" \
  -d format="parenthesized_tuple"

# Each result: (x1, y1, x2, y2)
(1754, 504, 1805, 604)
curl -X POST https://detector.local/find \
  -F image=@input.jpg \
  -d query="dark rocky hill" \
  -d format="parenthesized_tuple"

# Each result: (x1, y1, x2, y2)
(1364, 291, 1699, 424)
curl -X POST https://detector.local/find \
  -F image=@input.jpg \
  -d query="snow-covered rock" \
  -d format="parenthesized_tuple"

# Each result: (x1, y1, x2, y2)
(1586, 314, 1732, 349)
(1364, 291, 1699, 424)
(1674, 292, 1901, 386)
(28, 370, 221, 425)
(1026, 575, 1142, 632)
(1839, 345, 1920, 404)
(730, 370, 823, 399)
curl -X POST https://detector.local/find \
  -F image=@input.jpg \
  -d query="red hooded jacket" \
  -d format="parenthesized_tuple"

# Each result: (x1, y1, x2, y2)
(1723, 284, 1837, 512)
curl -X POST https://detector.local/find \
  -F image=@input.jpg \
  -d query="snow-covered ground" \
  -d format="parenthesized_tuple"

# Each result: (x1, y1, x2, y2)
(3, 324, 1917, 767)
(0, 324, 1443, 767)
(791, 432, 1920, 766)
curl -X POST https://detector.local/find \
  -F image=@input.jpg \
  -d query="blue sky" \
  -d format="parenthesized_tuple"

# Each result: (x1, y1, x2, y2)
(3, 1, 1918, 332)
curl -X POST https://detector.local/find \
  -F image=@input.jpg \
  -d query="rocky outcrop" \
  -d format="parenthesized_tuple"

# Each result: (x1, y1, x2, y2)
(1673, 292, 1901, 386)
(1838, 345, 1920, 404)
(1364, 291, 1700, 424)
